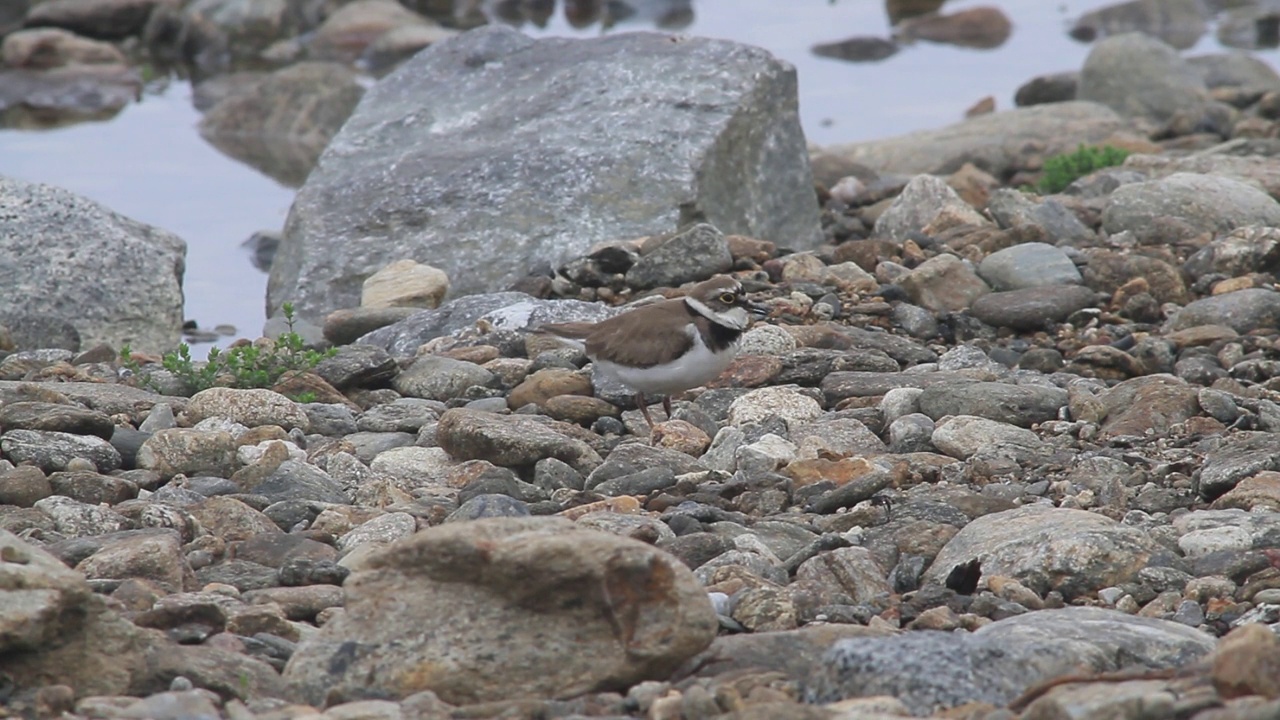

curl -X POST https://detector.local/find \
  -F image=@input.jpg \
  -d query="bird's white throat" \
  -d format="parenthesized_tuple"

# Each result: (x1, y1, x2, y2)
(684, 297, 749, 330)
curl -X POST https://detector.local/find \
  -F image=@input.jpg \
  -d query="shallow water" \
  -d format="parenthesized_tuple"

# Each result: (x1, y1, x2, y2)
(0, 0, 1275, 346)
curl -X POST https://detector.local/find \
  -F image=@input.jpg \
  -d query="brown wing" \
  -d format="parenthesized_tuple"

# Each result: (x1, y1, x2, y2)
(537, 321, 597, 341)
(583, 300, 695, 368)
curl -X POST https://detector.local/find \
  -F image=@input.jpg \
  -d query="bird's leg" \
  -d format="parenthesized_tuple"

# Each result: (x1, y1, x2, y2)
(636, 392, 657, 430)
(662, 396, 673, 421)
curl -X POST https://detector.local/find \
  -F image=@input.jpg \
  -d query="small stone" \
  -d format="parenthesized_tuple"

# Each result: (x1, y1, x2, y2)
(361, 259, 450, 309)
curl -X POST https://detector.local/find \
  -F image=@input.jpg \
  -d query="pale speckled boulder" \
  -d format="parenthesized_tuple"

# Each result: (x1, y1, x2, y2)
(283, 516, 719, 705)
(269, 25, 822, 322)
(184, 387, 310, 432)
(0, 176, 185, 354)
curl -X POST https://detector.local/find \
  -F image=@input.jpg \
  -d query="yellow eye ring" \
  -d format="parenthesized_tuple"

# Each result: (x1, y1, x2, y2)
(719, 293, 737, 304)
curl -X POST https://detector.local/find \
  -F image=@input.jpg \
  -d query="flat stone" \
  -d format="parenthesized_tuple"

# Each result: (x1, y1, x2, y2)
(923, 505, 1184, 600)
(283, 517, 718, 704)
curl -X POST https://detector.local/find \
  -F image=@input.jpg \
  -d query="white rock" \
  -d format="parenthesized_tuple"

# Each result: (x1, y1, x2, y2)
(727, 386, 823, 428)
(737, 324, 797, 356)
(368, 446, 457, 490)
(1177, 526, 1253, 557)
(931, 415, 1043, 459)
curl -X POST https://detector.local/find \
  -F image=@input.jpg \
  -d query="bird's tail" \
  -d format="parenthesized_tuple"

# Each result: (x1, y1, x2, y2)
(534, 322, 593, 352)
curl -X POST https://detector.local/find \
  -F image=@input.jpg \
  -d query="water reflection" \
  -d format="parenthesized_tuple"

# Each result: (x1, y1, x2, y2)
(813, 0, 1011, 65)
(1069, 0, 1207, 50)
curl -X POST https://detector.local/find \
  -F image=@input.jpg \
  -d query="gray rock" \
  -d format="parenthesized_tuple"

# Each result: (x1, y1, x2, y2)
(1070, 0, 1207, 50)
(0, 380, 186, 419)
(283, 517, 718, 704)
(345, 431, 415, 464)
(625, 224, 733, 290)
(75, 528, 192, 595)
(806, 607, 1213, 714)
(136, 429, 238, 480)
(918, 381, 1067, 428)
(34, 495, 130, 537)
(1125, 152, 1280, 201)
(790, 547, 891, 609)
(1079, 32, 1211, 123)
(1198, 432, 1280, 498)
(0, 176, 185, 354)
(1183, 226, 1280, 280)
(0, 64, 142, 124)
(822, 371, 984, 405)
(586, 442, 707, 490)
(923, 505, 1183, 600)
(977, 242, 1082, 291)
(821, 101, 1125, 176)
(0, 349, 72, 381)
(888, 413, 935, 453)
(356, 398, 442, 433)
(313, 343, 398, 389)
(0, 401, 114, 439)
(1169, 288, 1280, 334)
(436, 408, 601, 475)
(0, 465, 51, 507)
(874, 174, 985, 242)
(899, 254, 990, 313)
(1188, 51, 1280, 90)
(1, 428, 121, 473)
(337, 512, 417, 553)
(24, 0, 160, 40)
(301, 403, 358, 436)
(269, 26, 821, 322)
(930, 415, 1044, 460)
(1103, 173, 1280, 245)
(185, 387, 310, 432)
(198, 62, 364, 187)
(592, 467, 678, 497)
(1173, 509, 1280, 555)
(248, 460, 350, 505)
(533, 457, 584, 492)
(392, 355, 495, 401)
(985, 191, 1094, 244)
(1014, 71, 1079, 106)
(114, 690, 222, 720)
(789, 417, 886, 456)
(358, 293, 614, 357)
(445, 493, 529, 522)
(48, 470, 136, 505)
(0, 312, 80, 352)
(970, 285, 1099, 331)
(0, 530, 176, 697)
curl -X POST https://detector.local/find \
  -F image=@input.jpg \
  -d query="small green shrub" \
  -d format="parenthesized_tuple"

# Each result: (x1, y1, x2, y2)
(121, 303, 335, 396)
(1037, 144, 1131, 194)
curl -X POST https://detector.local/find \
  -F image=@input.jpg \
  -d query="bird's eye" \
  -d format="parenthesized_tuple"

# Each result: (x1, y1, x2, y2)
(719, 293, 737, 304)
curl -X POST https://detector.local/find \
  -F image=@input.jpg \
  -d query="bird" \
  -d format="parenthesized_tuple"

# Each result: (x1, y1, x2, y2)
(538, 275, 768, 429)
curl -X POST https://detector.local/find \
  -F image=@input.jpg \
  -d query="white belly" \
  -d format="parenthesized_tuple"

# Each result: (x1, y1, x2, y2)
(593, 336, 738, 395)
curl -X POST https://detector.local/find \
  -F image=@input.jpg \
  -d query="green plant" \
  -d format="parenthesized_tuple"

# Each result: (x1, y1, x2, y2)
(1037, 144, 1131, 194)
(121, 303, 336, 396)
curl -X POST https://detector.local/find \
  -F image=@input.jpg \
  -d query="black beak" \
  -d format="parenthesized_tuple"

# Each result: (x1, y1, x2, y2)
(745, 300, 769, 319)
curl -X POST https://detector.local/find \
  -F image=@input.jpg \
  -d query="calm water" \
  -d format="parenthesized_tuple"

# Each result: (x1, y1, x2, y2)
(0, 0, 1275, 345)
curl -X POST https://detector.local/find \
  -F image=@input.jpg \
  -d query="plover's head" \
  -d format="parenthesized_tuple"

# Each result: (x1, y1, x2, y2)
(684, 276, 768, 330)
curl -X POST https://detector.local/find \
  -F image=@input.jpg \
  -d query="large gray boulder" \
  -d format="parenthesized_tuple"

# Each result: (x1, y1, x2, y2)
(1079, 32, 1213, 124)
(268, 26, 822, 322)
(0, 176, 185, 354)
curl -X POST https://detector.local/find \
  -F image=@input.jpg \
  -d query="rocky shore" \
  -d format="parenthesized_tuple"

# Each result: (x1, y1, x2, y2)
(5, 2, 1280, 720)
